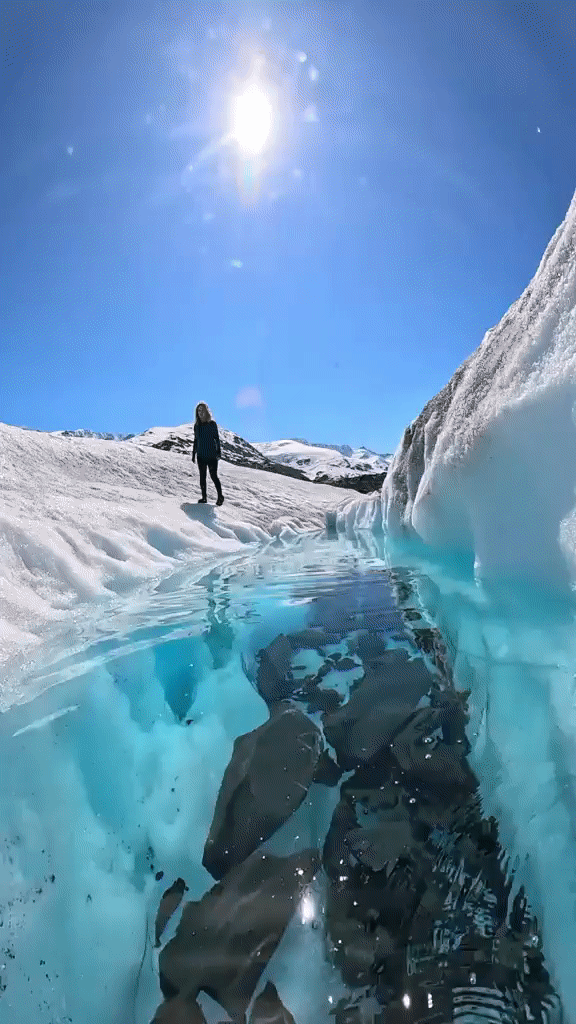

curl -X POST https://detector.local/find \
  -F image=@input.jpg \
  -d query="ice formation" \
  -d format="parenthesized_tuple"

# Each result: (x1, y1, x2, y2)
(0, 542, 565, 1024)
(382, 190, 576, 587)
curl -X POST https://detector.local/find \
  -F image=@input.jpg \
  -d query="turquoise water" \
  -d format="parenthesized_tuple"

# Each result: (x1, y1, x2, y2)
(0, 533, 574, 1024)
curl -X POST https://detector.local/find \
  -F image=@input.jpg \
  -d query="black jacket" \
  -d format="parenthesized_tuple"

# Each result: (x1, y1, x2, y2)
(193, 420, 221, 460)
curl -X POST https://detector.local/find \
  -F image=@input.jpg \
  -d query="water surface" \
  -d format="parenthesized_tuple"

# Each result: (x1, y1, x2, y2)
(0, 534, 570, 1024)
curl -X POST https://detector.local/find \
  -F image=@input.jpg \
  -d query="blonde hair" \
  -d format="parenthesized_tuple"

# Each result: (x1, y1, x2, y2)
(195, 402, 212, 424)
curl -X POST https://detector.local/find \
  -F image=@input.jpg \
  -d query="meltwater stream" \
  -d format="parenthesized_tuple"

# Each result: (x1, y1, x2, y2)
(0, 533, 573, 1024)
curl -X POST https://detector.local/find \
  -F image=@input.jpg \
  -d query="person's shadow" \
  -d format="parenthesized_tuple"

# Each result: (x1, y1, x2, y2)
(181, 502, 216, 520)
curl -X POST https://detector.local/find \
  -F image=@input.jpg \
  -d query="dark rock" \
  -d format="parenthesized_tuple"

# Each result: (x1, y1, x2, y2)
(314, 472, 386, 493)
(345, 815, 415, 874)
(347, 631, 390, 660)
(203, 704, 321, 879)
(323, 799, 358, 880)
(322, 650, 435, 768)
(429, 688, 471, 746)
(156, 878, 188, 947)
(287, 628, 336, 651)
(333, 656, 359, 672)
(256, 635, 295, 703)
(391, 709, 476, 796)
(151, 997, 206, 1023)
(313, 748, 343, 787)
(157, 849, 319, 1024)
(249, 982, 296, 1024)
(341, 770, 397, 810)
(304, 686, 343, 714)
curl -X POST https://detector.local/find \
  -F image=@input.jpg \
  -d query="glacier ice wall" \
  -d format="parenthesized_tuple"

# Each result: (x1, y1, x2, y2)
(382, 190, 576, 587)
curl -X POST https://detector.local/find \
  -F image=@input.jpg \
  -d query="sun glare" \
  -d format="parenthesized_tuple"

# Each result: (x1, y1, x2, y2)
(233, 83, 273, 154)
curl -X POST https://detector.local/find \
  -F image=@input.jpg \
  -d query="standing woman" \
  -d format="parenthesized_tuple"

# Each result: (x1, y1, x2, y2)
(192, 402, 225, 505)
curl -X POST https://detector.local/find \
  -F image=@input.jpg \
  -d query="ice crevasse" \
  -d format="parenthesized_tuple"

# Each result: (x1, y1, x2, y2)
(382, 189, 576, 588)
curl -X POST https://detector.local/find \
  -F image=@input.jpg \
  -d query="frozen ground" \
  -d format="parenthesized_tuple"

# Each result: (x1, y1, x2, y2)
(0, 423, 348, 682)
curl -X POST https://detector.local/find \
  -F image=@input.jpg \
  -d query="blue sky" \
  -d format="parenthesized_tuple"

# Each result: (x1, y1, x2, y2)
(2, 0, 575, 452)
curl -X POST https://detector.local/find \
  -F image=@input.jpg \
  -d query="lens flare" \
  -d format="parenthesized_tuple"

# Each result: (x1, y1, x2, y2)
(233, 84, 273, 154)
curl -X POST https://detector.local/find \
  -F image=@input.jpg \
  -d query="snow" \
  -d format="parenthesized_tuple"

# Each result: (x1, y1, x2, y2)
(0, 423, 347, 687)
(382, 189, 576, 588)
(254, 438, 390, 480)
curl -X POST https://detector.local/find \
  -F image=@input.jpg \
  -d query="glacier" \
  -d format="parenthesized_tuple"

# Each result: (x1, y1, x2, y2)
(2, 191, 576, 1023)
(382, 190, 576, 588)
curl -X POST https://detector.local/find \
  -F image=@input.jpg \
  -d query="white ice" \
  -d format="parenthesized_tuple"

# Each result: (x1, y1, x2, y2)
(382, 189, 576, 589)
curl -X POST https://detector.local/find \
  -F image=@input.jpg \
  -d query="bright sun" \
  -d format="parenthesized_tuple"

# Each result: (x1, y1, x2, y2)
(232, 84, 273, 155)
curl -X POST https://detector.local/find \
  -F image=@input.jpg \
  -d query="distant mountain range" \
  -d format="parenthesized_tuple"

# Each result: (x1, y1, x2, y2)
(54, 429, 135, 441)
(45, 425, 388, 493)
(253, 439, 391, 483)
(131, 426, 388, 493)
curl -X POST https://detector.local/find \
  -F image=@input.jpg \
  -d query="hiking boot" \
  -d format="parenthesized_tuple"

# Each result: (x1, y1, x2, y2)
(198, 497, 207, 503)
(216, 495, 224, 506)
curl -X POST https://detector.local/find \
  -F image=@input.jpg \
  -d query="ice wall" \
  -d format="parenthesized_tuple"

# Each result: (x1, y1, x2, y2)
(382, 190, 576, 587)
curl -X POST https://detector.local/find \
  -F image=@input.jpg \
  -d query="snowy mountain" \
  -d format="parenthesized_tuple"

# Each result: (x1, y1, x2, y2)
(383, 188, 576, 586)
(53, 428, 135, 441)
(130, 425, 309, 479)
(253, 438, 391, 491)
(131, 426, 387, 493)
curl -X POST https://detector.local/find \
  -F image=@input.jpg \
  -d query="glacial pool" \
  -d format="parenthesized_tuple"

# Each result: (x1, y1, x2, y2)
(1, 531, 575, 1024)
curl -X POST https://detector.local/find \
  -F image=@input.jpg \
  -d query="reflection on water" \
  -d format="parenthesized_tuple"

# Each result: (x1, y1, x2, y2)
(0, 536, 568, 1023)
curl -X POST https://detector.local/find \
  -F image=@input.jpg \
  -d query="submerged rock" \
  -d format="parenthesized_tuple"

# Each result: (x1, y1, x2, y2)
(203, 704, 321, 880)
(322, 649, 433, 768)
(391, 707, 476, 796)
(151, 997, 206, 1023)
(313, 748, 343, 787)
(249, 982, 296, 1024)
(256, 635, 295, 703)
(156, 849, 319, 1024)
(156, 878, 188, 947)
(345, 817, 414, 874)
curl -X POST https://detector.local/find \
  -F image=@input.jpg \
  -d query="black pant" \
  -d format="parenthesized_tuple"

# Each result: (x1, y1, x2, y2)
(197, 457, 223, 499)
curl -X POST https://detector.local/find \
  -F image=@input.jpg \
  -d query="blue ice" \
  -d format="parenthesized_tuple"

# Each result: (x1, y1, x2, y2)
(0, 533, 574, 1023)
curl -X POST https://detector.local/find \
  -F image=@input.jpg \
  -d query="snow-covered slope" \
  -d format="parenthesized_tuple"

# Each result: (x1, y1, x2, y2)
(132, 426, 387, 492)
(0, 423, 347, 676)
(383, 190, 576, 587)
(131, 424, 308, 479)
(254, 439, 390, 490)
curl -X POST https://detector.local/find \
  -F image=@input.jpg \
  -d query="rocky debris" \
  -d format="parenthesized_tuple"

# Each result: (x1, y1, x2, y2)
(203, 704, 321, 880)
(249, 982, 296, 1024)
(256, 635, 295, 704)
(155, 878, 188, 947)
(156, 849, 319, 1024)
